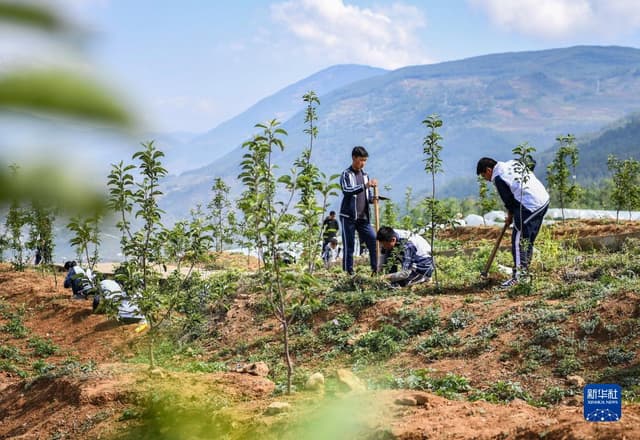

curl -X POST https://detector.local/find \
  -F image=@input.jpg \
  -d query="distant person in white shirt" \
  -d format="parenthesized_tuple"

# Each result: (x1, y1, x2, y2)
(322, 237, 341, 269)
(93, 279, 145, 324)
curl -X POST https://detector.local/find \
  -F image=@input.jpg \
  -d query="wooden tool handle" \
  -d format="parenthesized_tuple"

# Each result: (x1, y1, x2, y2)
(482, 222, 508, 276)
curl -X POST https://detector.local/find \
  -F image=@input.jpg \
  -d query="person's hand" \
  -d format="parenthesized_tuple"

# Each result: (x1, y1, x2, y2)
(505, 212, 513, 225)
(367, 178, 378, 188)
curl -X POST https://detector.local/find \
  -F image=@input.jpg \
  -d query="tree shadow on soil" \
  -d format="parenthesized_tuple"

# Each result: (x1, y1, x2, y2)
(71, 309, 92, 323)
(94, 320, 124, 332)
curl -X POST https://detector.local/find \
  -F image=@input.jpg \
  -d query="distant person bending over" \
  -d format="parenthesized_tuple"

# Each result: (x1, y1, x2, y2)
(321, 211, 340, 248)
(339, 146, 378, 275)
(63, 261, 94, 299)
(93, 279, 145, 324)
(376, 226, 434, 287)
(322, 237, 341, 269)
(476, 157, 549, 287)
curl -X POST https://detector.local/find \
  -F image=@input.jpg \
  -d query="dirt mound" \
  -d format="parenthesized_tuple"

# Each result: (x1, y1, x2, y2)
(365, 390, 639, 439)
(439, 218, 640, 244)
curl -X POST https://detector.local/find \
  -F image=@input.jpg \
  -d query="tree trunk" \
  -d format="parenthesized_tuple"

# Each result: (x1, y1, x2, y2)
(282, 320, 293, 394)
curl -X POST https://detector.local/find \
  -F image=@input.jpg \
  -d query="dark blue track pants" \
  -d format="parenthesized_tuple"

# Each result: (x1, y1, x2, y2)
(340, 217, 378, 274)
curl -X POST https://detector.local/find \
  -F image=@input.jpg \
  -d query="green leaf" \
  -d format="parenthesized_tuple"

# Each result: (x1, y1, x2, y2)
(0, 1, 68, 33)
(0, 69, 134, 128)
(0, 163, 106, 213)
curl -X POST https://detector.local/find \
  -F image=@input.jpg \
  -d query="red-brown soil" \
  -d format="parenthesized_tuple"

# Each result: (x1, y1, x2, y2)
(1, 220, 640, 439)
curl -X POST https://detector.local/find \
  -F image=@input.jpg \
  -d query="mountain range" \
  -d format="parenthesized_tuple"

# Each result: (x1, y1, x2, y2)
(158, 45, 640, 218)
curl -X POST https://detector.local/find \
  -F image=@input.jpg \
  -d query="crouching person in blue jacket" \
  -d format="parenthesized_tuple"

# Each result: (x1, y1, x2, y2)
(376, 226, 434, 288)
(63, 261, 94, 299)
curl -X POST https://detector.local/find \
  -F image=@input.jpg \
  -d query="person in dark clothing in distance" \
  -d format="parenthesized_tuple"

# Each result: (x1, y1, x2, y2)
(322, 211, 340, 248)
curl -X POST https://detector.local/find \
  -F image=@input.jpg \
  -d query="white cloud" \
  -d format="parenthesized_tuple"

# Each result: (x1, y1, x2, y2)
(470, 0, 640, 39)
(270, 0, 430, 69)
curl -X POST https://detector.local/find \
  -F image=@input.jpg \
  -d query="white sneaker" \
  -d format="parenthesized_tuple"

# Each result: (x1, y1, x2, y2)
(499, 278, 519, 289)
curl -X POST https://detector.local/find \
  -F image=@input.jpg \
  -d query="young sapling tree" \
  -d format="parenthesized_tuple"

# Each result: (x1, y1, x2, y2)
(477, 176, 499, 226)
(546, 134, 580, 223)
(607, 155, 640, 223)
(422, 114, 444, 287)
(208, 177, 236, 253)
(295, 91, 324, 273)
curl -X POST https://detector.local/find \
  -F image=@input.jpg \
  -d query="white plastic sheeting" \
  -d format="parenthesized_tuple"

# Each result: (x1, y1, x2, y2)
(464, 209, 640, 226)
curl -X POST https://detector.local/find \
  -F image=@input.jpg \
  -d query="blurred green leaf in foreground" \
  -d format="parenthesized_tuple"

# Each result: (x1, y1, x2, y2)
(0, 0, 136, 210)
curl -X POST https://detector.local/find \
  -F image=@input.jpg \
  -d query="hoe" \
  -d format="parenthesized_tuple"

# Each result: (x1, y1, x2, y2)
(480, 222, 509, 278)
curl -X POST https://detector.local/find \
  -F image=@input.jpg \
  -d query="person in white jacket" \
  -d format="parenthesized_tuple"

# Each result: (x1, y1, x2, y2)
(93, 279, 145, 324)
(477, 157, 549, 287)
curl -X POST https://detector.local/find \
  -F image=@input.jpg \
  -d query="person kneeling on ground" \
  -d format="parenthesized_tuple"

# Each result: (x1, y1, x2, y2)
(376, 226, 434, 287)
(63, 261, 94, 299)
(93, 278, 145, 324)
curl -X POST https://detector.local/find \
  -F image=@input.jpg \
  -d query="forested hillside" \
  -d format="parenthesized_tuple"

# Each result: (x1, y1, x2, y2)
(537, 113, 640, 184)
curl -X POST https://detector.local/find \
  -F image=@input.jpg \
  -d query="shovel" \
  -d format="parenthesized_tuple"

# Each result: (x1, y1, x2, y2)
(480, 222, 509, 278)
(373, 186, 381, 271)
(372, 189, 392, 270)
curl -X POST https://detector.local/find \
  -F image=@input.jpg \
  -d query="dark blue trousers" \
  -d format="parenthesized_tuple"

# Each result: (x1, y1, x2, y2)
(512, 202, 549, 270)
(340, 217, 378, 274)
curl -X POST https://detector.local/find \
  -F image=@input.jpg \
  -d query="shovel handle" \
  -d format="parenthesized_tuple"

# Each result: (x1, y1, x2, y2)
(481, 222, 509, 277)
(373, 186, 381, 271)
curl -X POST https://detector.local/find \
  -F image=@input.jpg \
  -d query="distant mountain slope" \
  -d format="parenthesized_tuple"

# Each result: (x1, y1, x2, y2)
(176, 64, 388, 170)
(537, 112, 640, 184)
(161, 45, 640, 217)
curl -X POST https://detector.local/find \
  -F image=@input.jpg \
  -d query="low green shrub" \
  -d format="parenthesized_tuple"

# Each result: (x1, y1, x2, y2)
(554, 356, 583, 377)
(606, 347, 636, 366)
(401, 307, 440, 336)
(447, 309, 475, 331)
(0, 344, 24, 362)
(471, 380, 530, 403)
(0, 359, 27, 378)
(1, 312, 28, 338)
(28, 337, 58, 357)
(384, 369, 471, 400)
(417, 329, 460, 350)
(354, 324, 408, 360)
(541, 386, 565, 406)
(532, 325, 562, 346)
(318, 313, 355, 347)
(580, 315, 600, 335)
(32, 359, 55, 376)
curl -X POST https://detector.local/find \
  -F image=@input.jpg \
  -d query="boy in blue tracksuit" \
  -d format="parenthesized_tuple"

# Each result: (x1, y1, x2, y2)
(477, 157, 549, 287)
(339, 146, 378, 275)
(376, 226, 434, 287)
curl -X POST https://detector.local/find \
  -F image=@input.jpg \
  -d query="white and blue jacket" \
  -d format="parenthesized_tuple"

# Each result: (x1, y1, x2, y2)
(492, 160, 549, 214)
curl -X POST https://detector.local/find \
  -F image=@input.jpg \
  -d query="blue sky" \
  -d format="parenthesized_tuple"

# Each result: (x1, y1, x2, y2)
(6, 0, 640, 134)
